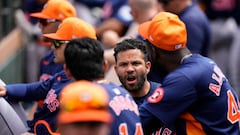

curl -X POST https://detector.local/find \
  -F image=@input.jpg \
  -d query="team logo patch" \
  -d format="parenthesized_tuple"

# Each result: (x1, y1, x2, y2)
(148, 88, 164, 103)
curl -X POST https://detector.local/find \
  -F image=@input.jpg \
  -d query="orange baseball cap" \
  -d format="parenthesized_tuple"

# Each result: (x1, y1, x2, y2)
(30, 0, 76, 21)
(58, 81, 112, 124)
(43, 17, 97, 40)
(138, 12, 187, 51)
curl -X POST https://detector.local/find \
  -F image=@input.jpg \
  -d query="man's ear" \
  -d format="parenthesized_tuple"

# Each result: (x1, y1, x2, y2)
(64, 64, 74, 80)
(102, 60, 109, 74)
(146, 61, 151, 74)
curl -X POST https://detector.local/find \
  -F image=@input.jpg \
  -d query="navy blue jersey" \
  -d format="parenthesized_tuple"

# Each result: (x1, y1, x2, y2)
(180, 3, 211, 57)
(39, 50, 63, 81)
(133, 81, 161, 106)
(99, 82, 143, 135)
(140, 54, 240, 134)
(6, 71, 72, 134)
(133, 81, 176, 135)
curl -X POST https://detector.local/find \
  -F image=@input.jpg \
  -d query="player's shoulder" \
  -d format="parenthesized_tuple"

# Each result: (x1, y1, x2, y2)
(99, 82, 128, 92)
(166, 54, 217, 83)
(180, 54, 214, 70)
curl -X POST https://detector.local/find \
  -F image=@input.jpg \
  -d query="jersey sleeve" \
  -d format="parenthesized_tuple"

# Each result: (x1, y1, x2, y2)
(6, 77, 55, 102)
(141, 71, 198, 125)
(139, 105, 164, 134)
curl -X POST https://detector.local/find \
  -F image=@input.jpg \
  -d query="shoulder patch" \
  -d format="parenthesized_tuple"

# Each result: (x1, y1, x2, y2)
(148, 88, 164, 103)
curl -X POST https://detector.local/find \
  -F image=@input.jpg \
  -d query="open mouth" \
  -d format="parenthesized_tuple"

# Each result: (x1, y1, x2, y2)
(126, 76, 136, 85)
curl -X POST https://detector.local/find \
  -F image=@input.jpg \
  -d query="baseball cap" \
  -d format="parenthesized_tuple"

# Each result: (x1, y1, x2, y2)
(43, 17, 97, 40)
(58, 81, 112, 124)
(30, 0, 76, 21)
(138, 12, 187, 51)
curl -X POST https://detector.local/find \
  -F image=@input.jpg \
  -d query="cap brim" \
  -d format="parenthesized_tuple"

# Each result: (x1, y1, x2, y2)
(138, 21, 151, 40)
(30, 12, 50, 19)
(43, 33, 64, 41)
(58, 110, 112, 124)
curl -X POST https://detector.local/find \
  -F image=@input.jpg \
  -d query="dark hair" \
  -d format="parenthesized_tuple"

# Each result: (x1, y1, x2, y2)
(64, 37, 104, 81)
(114, 38, 149, 62)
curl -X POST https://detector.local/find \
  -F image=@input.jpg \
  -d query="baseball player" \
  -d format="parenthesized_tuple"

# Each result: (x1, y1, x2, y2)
(0, 17, 97, 135)
(114, 38, 176, 135)
(30, 0, 77, 81)
(58, 81, 112, 135)
(63, 37, 143, 135)
(147, 0, 211, 84)
(138, 12, 240, 134)
(27, 0, 77, 120)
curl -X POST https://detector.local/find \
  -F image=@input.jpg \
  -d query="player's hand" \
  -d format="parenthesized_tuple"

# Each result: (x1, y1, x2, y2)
(0, 86, 7, 97)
